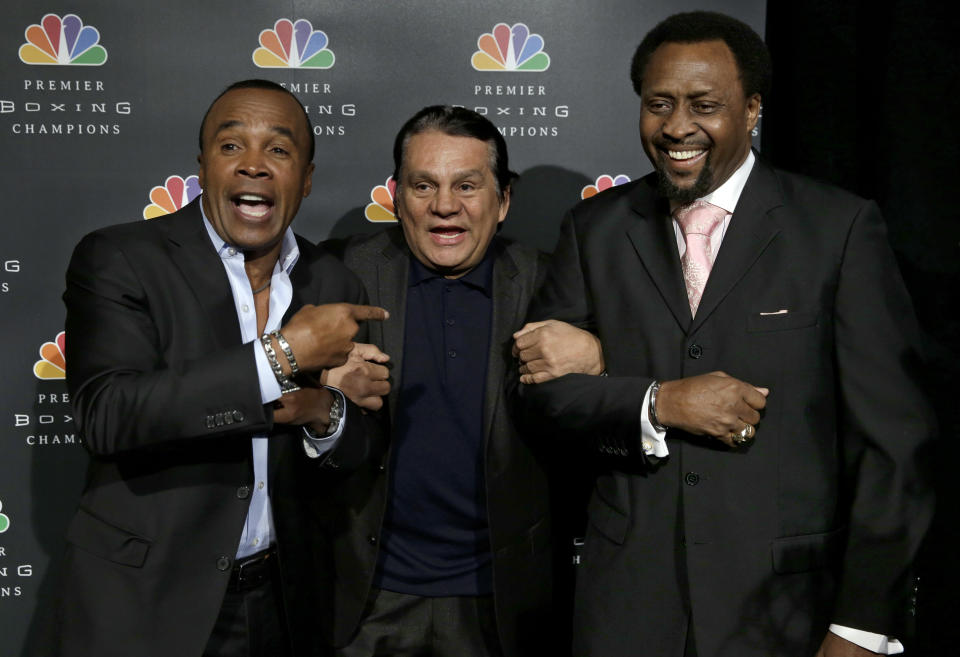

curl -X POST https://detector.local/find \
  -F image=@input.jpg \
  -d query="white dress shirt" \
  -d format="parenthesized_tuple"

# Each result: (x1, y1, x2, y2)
(201, 213, 344, 560)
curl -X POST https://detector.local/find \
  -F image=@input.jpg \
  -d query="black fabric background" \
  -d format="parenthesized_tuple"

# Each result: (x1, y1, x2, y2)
(764, 2, 959, 652)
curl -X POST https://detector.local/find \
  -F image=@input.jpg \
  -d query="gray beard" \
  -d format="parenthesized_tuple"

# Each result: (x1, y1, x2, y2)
(656, 155, 714, 204)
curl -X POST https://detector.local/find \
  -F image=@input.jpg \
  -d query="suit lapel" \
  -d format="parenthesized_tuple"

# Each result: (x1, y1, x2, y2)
(163, 200, 243, 349)
(625, 180, 692, 332)
(690, 159, 783, 333)
(286, 238, 313, 322)
(484, 241, 522, 442)
(376, 230, 410, 428)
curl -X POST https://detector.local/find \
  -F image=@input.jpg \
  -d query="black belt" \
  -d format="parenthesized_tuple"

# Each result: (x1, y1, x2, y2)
(229, 546, 278, 592)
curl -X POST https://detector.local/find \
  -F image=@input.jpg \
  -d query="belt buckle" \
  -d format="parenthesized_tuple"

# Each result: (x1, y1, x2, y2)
(234, 548, 272, 589)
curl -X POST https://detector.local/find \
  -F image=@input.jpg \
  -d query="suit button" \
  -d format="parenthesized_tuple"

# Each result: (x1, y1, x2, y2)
(688, 344, 703, 359)
(368, 535, 378, 545)
(377, 463, 386, 472)
(684, 472, 700, 486)
(216, 556, 231, 571)
(237, 485, 250, 499)
(233, 410, 245, 423)
(205, 415, 216, 429)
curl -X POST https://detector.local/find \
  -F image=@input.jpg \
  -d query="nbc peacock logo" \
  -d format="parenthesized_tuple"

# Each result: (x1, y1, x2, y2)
(253, 18, 335, 69)
(143, 175, 201, 219)
(34, 331, 65, 380)
(364, 177, 397, 223)
(581, 174, 631, 200)
(472, 23, 550, 72)
(19, 13, 107, 66)
(0, 499, 10, 533)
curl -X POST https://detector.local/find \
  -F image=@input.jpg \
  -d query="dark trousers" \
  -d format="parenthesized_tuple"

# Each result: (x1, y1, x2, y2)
(204, 549, 291, 657)
(336, 589, 503, 657)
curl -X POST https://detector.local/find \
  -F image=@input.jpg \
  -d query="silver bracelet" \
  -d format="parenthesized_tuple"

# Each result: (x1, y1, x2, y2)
(260, 333, 299, 393)
(648, 380, 668, 432)
(271, 330, 300, 376)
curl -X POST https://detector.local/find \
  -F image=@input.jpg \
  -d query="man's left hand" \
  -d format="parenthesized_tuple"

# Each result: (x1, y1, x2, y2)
(272, 386, 334, 435)
(512, 320, 604, 384)
(815, 632, 880, 657)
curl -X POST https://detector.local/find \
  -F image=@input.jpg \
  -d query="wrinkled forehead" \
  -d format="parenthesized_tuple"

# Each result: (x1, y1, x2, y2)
(201, 88, 310, 148)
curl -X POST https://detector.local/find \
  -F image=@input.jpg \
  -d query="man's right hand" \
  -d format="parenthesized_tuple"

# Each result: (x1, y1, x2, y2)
(322, 342, 391, 411)
(278, 303, 389, 372)
(656, 371, 768, 447)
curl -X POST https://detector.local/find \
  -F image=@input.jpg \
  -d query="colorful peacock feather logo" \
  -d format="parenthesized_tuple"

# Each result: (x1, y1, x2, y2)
(0, 499, 9, 534)
(34, 331, 66, 380)
(143, 175, 201, 219)
(471, 23, 550, 72)
(253, 18, 335, 68)
(581, 174, 631, 199)
(19, 14, 107, 66)
(364, 177, 397, 223)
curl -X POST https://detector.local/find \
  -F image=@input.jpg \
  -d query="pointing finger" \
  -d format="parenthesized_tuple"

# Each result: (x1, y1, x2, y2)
(348, 304, 389, 322)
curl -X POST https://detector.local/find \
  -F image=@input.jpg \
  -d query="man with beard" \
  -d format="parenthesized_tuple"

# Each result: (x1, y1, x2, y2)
(513, 11, 934, 657)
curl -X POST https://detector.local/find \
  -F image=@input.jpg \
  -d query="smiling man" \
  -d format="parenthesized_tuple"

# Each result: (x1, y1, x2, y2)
(57, 80, 387, 657)
(515, 11, 935, 657)
(316, 106, 591, 657)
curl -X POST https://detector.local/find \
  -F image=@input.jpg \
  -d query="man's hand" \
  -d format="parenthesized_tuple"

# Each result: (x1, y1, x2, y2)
(272, 386, 334, 435)
(815, 631, 880, 657)
(322, 343, 391, 411)
(656, 371, 768, 447)
(278, 303, 388, 372)
(512, 320, 605, 384)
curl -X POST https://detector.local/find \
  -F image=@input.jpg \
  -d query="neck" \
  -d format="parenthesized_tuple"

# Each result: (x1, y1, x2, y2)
(244, 246, 281, 292)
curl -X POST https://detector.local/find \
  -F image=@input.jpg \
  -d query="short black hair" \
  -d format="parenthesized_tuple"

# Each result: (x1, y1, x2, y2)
(630, 11, 771, 101)
(392, 105, 517, 201)
(198, 79, 314, 162)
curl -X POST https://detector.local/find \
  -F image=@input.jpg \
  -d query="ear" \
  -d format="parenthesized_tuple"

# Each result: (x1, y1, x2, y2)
(745, 93, 761, 133)
(302, 162, 315, 198)
(196, 153, 204, 188)
(498, 185, 511, 224)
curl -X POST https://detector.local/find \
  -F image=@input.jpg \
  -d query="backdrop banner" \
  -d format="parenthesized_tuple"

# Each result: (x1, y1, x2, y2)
(0, 1, 765, 653)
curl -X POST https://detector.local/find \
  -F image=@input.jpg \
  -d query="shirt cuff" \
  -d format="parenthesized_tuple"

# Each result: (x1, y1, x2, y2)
(829, 625, 903, 654)
(252, 340, 282, 403)
(302, 387, 346, 459)
(639, 383, 669, 458)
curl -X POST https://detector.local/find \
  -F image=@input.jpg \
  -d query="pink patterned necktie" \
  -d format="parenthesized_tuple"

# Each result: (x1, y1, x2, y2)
(675, 200, 726, 316)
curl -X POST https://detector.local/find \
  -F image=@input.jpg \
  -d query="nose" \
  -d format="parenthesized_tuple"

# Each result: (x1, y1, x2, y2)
(661, 107, 697, 141)
(236, 151, 270, 179)
(431, 186, 460, 217)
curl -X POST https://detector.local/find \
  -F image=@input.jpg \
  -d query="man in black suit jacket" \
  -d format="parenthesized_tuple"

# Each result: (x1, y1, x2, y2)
(57, 80, 386, 657)
(514, 12, 935, 657)
(318, 106, 597, 657)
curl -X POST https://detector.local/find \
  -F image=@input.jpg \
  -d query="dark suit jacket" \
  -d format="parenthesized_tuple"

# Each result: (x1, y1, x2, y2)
(319, 227, 555, 657)
(57, 200, 372, 657)
(518, 158, 936, 657)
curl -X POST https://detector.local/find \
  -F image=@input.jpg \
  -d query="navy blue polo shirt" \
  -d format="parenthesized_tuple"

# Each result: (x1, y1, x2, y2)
(374, 251, 494, 596)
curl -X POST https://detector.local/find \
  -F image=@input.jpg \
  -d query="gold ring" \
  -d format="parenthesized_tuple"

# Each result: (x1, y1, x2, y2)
(732, 424, 755, 445)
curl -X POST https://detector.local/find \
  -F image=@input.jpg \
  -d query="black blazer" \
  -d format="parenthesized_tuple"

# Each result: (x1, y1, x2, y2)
(57, 200, 372, 657)
(319, 227, 555, 657)
(519, 158, 936, 657)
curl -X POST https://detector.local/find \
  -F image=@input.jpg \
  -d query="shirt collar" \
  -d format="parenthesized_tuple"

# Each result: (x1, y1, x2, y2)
(669, 149, 756, 216)
(200, 202, 300, 274)
(700, 149, 755, 214)
(408, 246, 496, 296)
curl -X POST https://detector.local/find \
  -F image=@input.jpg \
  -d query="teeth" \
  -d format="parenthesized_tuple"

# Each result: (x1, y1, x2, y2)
(241, 206, 269, 218)
(668, 149, 705, 160)
(238, 194, 267, 202)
